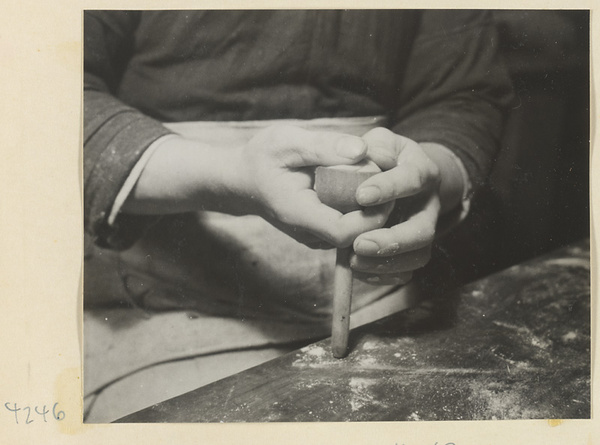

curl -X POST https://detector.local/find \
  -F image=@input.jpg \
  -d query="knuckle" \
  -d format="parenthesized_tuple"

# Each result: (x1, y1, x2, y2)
(264, 124, 295, 148)
(368, 127, 394, 139)
(363, 127, 396, 150)
(330, 231, 354, 248)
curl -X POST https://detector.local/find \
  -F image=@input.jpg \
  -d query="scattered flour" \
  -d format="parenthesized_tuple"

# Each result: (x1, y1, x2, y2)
(408, 411, 422, 421)
(358, 357, 377, 367)
(362, 341, 378, 350)
(348, 378, 377, 412)
(306, 346, 327, 358)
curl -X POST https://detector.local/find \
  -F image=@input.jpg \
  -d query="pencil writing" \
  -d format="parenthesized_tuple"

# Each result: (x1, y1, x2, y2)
(4, 402, 65, 424)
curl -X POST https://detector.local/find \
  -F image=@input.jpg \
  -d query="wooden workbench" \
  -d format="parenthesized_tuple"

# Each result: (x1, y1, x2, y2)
(118, 239, 590, 422)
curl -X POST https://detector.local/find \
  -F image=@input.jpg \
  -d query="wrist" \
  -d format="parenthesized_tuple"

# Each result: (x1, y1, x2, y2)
(122, 136, 244, 215)
(419, 142, 468, 215)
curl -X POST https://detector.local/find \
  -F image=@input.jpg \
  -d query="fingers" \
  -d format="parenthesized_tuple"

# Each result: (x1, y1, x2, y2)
(268, 226, 335, 250)
(349, 193, 440, 279)
(353, 271, 414, 286)
(247, 125, 442, 252)
(356, 128, 440, 207)
(353, 193, 440, 256)
(271, 194, 394, 248)
(356, 147, 440, 207)
(360, 127, 404, 170)
(256, 125, 368, 168)
(350, 246, 432, 273)
(333, 202, 395, 246)
(350, 129, 442, 282)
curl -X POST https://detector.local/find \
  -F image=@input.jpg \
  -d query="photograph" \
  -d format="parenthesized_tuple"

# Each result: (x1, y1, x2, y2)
(81, 9, 590, 424)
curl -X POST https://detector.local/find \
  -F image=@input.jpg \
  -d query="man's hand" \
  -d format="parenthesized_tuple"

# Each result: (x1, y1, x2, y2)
(235, 125, 394, 247)
(349, 127, 464, 284)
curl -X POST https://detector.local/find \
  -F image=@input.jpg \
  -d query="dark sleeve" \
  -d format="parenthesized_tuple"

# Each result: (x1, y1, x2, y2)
(392, 10, 514, 189)
(84, 11, 173, 250)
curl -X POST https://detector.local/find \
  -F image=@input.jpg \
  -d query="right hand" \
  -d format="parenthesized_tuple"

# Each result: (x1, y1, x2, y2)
(232, 125, 394, 248)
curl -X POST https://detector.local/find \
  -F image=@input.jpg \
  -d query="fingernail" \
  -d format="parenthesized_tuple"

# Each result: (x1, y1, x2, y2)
(354, 239, 380, 255)
(336, 137, 365, 159)
(357, 186, 381, 205)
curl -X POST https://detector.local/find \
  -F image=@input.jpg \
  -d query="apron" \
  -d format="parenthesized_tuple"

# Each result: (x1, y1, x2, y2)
(84, 116, 420, 416)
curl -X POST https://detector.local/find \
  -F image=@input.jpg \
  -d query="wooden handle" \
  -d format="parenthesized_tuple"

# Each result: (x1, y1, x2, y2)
(332, 246, 353, 358)
(314, 162, 381, 358)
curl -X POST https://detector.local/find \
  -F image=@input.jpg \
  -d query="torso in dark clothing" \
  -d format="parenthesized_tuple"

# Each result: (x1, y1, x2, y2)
(116, 10, 421, 122)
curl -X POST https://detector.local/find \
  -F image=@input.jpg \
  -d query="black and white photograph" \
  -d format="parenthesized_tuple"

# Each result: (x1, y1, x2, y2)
(80, 9, 590, 424)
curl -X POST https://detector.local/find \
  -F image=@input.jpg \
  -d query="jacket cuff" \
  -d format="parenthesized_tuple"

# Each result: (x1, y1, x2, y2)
(84, 91, 173, 249)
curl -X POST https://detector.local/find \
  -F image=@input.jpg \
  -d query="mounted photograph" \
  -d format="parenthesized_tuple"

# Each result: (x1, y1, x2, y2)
(82, 9, 590, 423)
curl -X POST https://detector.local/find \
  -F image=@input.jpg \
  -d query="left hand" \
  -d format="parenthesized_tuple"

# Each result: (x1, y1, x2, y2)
(350, 128, 443, 285)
